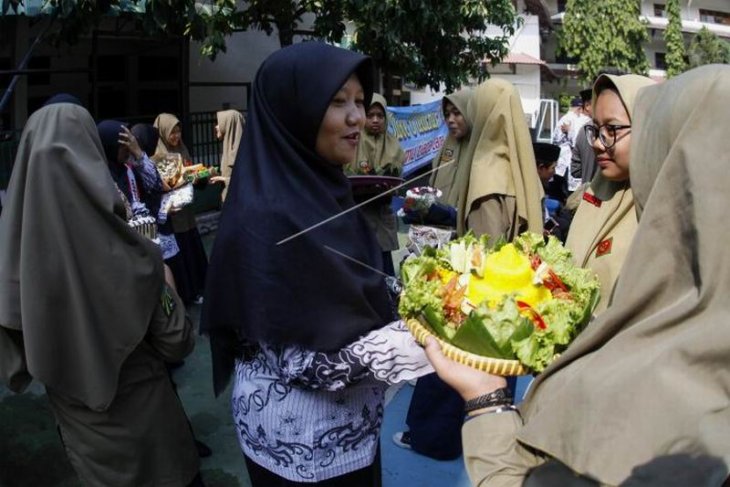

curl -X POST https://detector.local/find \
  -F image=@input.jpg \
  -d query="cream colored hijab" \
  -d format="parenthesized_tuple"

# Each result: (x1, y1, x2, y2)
(350, 94, 405, 175)
(519, 65, 730, 486)
(589, 74, 657, 201)
(429, 88, 473, 207)
(216, 109, 245, 179)
(0, 103, 163, 411)
(566, 74, 655, 310)
(153, 113, 192, 160)
(457, 78, 543, 237)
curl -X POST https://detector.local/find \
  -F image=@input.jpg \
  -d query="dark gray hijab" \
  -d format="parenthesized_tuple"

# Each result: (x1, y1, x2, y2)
(0, 103, 163, 411)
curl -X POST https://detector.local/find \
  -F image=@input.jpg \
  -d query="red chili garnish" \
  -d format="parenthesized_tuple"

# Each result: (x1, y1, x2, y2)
(530, 254, 542, 270)
(441, 276, 466, 325)
(544, 269, 569, 294)
(517, 301, 547, 330)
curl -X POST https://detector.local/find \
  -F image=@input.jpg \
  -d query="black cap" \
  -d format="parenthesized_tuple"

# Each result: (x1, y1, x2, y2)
(579, 88, 593, 104)
(570, 97, 582, 107)
(533, 142, 561, 166)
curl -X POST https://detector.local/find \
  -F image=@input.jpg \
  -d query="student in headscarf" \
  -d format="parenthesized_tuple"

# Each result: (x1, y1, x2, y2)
(423, 64, 730, 487)
(429, 87, 473, 209)
(129, 123, 182, 263)
(400, 88, 473, 227)
(210, 109, 245, 202)
(98, 120, 164, 219)
(201, 42, 431, 486)
(43, 92, 83, 107)
(153, 112, 208, 305)
(394, 82, 542, 460)
(0, 102, 200, 486)
(458, 78, 544, 241)
(350, 93, 405, 176)
(565, 74, 655, 314)
(347, 93, 405, 275)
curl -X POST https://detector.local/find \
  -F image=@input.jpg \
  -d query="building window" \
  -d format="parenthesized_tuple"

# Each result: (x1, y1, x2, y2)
(654, 4, 666, 18)
(28, 57, 50, 86)
(557, 0, 567, 13)
(699, 9, 730, 26)
(0, 57, 11, 89)
(655, 52, 667, 70)
(138, 89, 180, 117)
(138, 56, 179, 82)
(97, 55, 127, 83)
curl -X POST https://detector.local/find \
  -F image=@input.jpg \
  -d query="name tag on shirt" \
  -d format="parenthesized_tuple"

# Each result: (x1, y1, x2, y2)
(583, 192, 602, 208)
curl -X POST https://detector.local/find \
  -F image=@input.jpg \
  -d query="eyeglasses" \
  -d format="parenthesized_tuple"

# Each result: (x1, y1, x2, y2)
(584, 123, 631, 149)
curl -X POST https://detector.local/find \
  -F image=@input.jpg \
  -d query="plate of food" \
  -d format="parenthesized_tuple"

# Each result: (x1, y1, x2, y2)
(399, 232, 600, 375)
(182, 164, 218, 184)
(152, 153, 184, 189)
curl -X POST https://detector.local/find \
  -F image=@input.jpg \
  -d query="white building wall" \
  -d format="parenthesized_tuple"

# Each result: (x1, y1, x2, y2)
(187, 13, 318, 112)
(407, 12, 543, 122)
(188, 30, 281, 112)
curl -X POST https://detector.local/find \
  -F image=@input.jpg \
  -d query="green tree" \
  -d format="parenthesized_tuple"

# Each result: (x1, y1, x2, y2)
(663, 0, 687, 77)
(687, 27, 730, 68)
(236, 0, 346, 47)
(236, 0, 520, 92)
(558, 0, 649, 84)
(348, 0, 519, 92)
(3, 0, 243, 59)
(4, 0, 520, 94)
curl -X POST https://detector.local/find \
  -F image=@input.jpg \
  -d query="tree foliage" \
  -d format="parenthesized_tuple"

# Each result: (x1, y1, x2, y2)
(236, 0, 347, 47)
(663, 0, 686, 77)
(2, 0, 243, 59)
(687, 27, 730, 68)
(347, 0, 519, 92)
(3, 0, 519, 92)
(558, 0, 649, 84)
(232, 0, 521, 92)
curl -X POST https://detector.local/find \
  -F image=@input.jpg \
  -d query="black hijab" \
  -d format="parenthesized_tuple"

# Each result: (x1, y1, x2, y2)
(43, 93, 83, 107)
(98, 120, 158, 215)
(202, 42, 392, 394)
(130, 123, 159, 157)
(130, 123, 163, 218)
(97, 120, 130, 199)
(97, 119, 125, 166)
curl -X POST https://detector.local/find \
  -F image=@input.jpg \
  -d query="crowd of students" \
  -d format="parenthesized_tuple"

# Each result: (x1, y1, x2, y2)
(1, 41, 729, 487)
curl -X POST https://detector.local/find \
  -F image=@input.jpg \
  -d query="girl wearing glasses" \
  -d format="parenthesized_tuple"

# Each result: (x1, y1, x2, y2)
(425, 63, 730, 487)
(565, 74, 654, 314)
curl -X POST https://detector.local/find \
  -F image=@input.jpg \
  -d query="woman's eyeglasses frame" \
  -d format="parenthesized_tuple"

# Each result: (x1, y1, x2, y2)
(584, 123, 632, 150)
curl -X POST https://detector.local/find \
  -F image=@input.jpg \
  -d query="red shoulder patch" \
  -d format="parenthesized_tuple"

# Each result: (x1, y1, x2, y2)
(583, 192, 602, 208)
(596, 237, 613, 257)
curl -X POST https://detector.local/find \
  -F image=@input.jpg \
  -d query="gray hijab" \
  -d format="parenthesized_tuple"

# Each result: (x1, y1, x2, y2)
(0, 103, 163, 411)
(518, 65, 730, 485)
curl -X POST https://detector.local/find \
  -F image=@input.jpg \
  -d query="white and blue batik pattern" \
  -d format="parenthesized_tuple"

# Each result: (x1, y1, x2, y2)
(232, 320, 432, 482)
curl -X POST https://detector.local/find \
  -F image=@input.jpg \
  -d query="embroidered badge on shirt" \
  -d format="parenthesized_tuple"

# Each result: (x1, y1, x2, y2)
(161, 286, 176, 316)
(596, 237, 613, 258)
(583, 192, 602, 207)
(441, 149, 455, 163)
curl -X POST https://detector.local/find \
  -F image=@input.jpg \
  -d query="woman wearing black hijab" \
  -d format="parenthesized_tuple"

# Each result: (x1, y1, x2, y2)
(97, 119, 164, 219)
(202, 42, 431, 486)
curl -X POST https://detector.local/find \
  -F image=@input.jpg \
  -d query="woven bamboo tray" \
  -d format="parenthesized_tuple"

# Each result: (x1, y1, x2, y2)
(406, 318, 527, 376)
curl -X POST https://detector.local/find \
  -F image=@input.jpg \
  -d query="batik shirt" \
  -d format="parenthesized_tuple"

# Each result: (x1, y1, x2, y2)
(232, 320, 431, 483)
